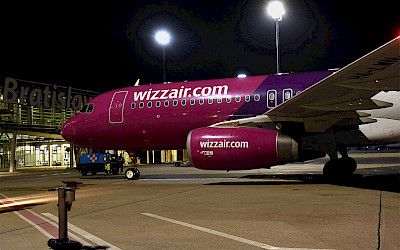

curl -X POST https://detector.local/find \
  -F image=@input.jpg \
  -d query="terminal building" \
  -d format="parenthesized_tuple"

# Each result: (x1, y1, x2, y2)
(0, 76, 187, 172)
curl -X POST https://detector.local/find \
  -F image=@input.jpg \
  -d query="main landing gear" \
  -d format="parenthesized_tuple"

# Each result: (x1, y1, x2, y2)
(323, 148, 357, 179)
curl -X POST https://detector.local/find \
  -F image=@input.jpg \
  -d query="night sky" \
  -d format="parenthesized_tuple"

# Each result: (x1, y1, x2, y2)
(1, 1, 398, 93)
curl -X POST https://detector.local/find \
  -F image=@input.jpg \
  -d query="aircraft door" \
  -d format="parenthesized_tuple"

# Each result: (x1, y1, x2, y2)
(109, 91, 128, 124)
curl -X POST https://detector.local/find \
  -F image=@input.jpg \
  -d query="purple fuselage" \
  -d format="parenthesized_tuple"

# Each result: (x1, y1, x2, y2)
(61, 71, 333, 150)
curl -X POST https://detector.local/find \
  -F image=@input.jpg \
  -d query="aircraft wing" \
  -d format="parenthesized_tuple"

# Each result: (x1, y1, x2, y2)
(214, 37, 400, 133)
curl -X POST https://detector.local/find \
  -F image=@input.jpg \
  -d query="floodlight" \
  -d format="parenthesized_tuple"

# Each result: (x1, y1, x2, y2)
(155, 30, 171, 45)
(267, 1, 285, 21)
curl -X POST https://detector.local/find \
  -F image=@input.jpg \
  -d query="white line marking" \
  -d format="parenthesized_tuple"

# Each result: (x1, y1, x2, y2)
(142, 213, 331, 250)
(26, 211, 92, 246)
(15, 211, 54, 239)
(42, 213, 121, 250)
(141, 178, 235, 181)
(1, 193, 90, 245)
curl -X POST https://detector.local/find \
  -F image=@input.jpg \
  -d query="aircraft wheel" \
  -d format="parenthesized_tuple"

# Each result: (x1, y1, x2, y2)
(323, 157, 357, 179)
(125, 168, 140, 180)
(323, 159, 341, 177)
(341, 157, 357, 175)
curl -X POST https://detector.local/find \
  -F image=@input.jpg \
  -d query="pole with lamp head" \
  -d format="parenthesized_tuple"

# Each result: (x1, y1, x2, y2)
(155, 30, 171, 83)
(267, 1, 285, 74)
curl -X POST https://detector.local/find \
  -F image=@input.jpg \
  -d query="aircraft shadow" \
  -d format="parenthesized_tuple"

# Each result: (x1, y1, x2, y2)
(208, 171, 400, 193)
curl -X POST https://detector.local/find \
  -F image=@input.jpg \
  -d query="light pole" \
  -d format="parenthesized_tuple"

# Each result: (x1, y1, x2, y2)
(155, 30, 171, 83)
(267, 1, 285, 74)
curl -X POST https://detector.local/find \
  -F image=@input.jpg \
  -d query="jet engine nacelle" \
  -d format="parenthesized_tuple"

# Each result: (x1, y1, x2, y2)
(187, 127, 299, 170)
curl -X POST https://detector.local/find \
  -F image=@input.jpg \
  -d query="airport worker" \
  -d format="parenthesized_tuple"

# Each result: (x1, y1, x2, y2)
(104, 153, 111, 175)
(118, 153, 125, 174)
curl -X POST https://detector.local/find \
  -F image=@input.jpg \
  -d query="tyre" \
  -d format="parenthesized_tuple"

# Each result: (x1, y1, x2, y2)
(323, 157, 357, 181)
(125, 168, 140, 180)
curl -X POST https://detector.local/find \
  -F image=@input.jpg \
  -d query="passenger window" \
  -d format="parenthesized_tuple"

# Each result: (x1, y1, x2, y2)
(164, 100, 169, 107)
(131, 102, 136, 109)
(181, 99, 186, 106)
(226, 97, 231, 103)
(199, 98, 204, 105)
(208, 98, 213, 104)
(190, 99, 195, 105)
(235, 96, 241, 102)
(267, 90, 277, 108)
(139, 102, 144, 108)
(156, 101, 161, 107)
(245, 95, 250, 102)
(217, 98, 222, 104)
(254, 94, 260, 102)
(173, 100, 178, 106)
(283, 89, 293, 102)
(147, 101, 152, 108)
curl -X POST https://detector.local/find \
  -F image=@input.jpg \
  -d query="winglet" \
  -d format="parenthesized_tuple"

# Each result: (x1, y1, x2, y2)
(134, 79, 140, 86)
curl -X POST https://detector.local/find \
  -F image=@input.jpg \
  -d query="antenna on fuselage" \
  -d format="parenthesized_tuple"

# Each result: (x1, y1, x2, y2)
(134, 79, 140, 86)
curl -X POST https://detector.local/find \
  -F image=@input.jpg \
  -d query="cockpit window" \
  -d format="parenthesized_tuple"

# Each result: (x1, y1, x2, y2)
(80, 103, 95, 113)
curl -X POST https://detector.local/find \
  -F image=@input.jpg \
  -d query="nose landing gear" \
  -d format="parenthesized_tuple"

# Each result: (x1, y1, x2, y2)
(125, 168, 140, 180)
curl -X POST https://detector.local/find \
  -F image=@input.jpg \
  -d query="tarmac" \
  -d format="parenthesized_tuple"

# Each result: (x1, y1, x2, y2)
(0, 150, 399, 249)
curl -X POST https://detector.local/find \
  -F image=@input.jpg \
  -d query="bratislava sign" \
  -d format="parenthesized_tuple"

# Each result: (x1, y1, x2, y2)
(2, 77, 94, 111)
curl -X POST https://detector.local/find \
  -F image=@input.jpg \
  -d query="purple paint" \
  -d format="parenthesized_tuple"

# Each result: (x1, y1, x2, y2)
(61, 72, 333, 151)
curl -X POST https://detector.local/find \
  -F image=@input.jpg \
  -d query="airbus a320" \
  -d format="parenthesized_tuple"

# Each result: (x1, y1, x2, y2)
(61, 37, 400, 179)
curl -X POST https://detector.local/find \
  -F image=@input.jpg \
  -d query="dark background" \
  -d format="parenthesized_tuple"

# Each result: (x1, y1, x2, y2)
(1, 1, 398, 93)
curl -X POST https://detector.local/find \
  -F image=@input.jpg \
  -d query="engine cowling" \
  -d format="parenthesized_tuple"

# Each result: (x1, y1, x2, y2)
(187, 127, 299, 170)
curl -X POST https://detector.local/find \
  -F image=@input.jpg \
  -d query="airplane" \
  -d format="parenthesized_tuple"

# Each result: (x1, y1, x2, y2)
(61, 37, 400, 180)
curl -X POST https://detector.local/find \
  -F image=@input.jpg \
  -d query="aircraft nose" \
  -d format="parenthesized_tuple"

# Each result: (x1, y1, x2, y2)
(61, 117, 78, 143)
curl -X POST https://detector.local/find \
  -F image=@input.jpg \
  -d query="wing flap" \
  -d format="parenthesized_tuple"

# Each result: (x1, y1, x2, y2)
(301, 98, 392, 112)
(336, 77, 400, 91)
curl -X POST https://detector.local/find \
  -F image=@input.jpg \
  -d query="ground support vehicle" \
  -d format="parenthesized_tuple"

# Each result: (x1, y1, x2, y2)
(77, 153, 121, 176)
(77, 153, 107, 176)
